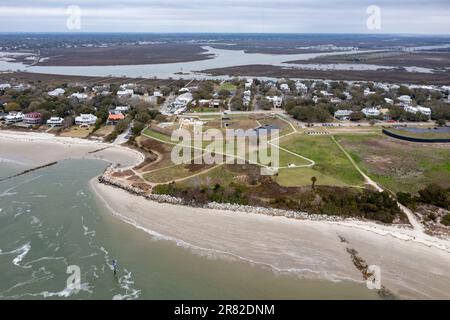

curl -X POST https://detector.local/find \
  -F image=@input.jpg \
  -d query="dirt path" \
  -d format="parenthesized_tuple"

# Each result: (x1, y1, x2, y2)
(331, 135, 424, 232)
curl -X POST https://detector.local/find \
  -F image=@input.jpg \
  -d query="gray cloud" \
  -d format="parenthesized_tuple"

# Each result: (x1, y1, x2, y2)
(0, 0, 449, 33)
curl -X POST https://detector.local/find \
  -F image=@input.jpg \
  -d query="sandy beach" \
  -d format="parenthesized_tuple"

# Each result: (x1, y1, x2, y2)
(0, 130, 144, 169)
(1, 130, 450, 299)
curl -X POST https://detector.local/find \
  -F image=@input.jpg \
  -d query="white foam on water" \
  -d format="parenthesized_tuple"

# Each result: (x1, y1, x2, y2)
(30, 216, 42, 226)
(113, 269, 141, 300)
(39, 282, 93, 298)
(81, 216, 96, 237)
(0, 157, 28, 166)
(11, 242, 32, 268)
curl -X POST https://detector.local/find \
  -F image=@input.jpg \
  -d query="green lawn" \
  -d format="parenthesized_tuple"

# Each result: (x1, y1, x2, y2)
(274, 167, 349, 187)
(219, 83, 237, 92)
(277, 134, 366, 187)
(142, 128, 175, 143)
(338, 134, 450, 194)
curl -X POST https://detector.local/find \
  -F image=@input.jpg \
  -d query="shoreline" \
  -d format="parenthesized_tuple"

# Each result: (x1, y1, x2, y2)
(90, 179, 450, 299)
(1, 130, 450, 299)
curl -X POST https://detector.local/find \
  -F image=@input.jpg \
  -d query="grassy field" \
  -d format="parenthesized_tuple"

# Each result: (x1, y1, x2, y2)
(384, 127, 450, 140)
(277, 134, 366, 187)
(59, 126, 93, 138)
(338, 134, 450, 194)
(274, 167, 349, 187)
(142, 127, 174, 143)
(218, 82, 237, 92)
(92, 125, 114, 137)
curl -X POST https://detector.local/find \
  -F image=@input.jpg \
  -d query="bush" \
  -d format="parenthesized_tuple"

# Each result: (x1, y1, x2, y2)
(441, 213, 450, 226)
(418, 184, 450, 210)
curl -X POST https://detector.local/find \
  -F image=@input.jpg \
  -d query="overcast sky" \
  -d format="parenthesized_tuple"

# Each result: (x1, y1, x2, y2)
(0, 0, 449, 34)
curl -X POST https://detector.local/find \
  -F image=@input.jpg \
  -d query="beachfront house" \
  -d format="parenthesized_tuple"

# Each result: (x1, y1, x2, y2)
(5, 112, 24, 124)
(361, 107, 381, 118)
(48, 88, 65, 97)
(106, 111, 125, 125)
(334, 110, 353, 121)
(75, 114, 97, 126)
(23, 112, 43, 125)
(266, 96, 283, 108)
(47, 117, 64, 127)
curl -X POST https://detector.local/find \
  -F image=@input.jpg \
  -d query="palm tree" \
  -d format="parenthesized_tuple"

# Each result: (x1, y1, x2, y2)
(311, 176, 317, 190)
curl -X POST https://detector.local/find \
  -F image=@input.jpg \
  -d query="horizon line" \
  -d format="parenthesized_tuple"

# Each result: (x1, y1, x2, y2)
(1, 31, 450, 37)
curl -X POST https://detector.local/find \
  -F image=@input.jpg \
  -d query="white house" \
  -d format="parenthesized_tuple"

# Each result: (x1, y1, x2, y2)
(0, 83, 12, 90)
(403, 105, 431, 117)
(48, 88, 65, 97)
(47, 117, 64, 126)
(5, 112, 24, 124)
(384, 98, 394, 105)
(343, 92, 353, 100)
(245, 79, 254, 90)
(179, 88, 190, 93)
(70, 92, 88, 100)
(117, 89, 134, 98)
(330, 97, 343, 104)
(75, 114, 97, 126)
(280, 84, 290, 92)
(362, 107, 381, 117)
(398, 95, 412, 104)
(266, 96, 283, 108)
(334, 110, 353, 120)
(153, 91, 163, 97)
(114, 106, 130, 113)
(176, 92, 193, 105)
(209, 99, 221, 108)
(375, 83, 389, 91)
(295, 81, 308, 93)
(364, 88, 376, 96)
(320, 90, 333, 97)
(243, 90, 252, 106)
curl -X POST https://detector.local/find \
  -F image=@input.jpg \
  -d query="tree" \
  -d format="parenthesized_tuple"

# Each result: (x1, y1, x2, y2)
(436, 119, 447, 127)
(311, 176, 317, 190)
(4, 102, 21, 112)
(349, 111, 364, 122)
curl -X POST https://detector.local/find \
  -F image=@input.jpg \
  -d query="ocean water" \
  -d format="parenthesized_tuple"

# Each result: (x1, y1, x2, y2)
(0, 159, 378, 299)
